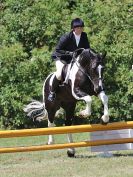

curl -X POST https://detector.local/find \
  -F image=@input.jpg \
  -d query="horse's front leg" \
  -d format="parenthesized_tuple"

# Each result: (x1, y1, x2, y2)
(79, 96, 92, 117)
(98, 91, 109, 124)
(72, 88, 92, 117)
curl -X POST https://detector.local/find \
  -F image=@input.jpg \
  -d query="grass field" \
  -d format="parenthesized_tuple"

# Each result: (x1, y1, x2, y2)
(0, 132, 133, 177)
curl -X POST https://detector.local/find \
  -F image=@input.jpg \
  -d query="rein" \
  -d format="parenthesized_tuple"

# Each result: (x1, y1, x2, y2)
(71, 49, 94, 83)
(75, 60, 93, 83)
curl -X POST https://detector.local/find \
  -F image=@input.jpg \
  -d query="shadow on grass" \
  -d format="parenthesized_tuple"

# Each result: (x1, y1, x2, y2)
(74, 152, 133, 159)
(74, 154, 98, 159)
(113, 153, 133, 157)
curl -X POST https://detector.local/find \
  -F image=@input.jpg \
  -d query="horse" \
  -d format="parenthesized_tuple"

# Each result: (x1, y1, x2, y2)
(24, 48, 109, 157)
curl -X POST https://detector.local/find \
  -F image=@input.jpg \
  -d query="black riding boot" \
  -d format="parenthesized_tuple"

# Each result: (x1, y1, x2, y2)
(48, 76, 60, 102)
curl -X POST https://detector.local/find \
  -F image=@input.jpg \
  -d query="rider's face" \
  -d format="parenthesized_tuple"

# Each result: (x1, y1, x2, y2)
(73, 27, 83, 35)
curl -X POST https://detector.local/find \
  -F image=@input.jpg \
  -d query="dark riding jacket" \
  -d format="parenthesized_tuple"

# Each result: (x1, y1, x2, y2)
(52, 31, 90, 63)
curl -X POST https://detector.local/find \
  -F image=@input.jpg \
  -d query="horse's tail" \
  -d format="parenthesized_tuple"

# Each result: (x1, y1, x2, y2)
(23, 73, 54, 122)
(23, 100, 48, 122)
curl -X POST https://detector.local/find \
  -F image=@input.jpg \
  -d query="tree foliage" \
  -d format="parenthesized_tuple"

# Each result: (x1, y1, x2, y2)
(0, 0, 133, 128)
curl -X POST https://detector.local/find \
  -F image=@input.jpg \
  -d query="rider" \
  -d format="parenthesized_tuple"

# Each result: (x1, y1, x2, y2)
(48, 18, 90, 102)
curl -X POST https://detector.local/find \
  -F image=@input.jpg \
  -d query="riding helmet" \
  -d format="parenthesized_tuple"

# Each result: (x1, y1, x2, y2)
(71, 18, 84, 29)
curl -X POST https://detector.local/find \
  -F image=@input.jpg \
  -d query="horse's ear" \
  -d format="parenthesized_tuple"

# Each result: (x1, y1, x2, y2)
(101, 51, 107, 60)
(99, 51, 107, 65)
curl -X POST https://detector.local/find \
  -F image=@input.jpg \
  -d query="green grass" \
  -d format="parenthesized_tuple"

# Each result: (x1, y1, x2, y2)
(0, 133, 133, 177)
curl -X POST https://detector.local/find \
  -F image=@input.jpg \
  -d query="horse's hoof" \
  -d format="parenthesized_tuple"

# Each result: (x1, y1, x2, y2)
(100, 119, 108, 125)
(47, 141, 54, 145)
(67, 148, 75, 158)
(67, 151, 75, 157)
(101, 115, 109, 125)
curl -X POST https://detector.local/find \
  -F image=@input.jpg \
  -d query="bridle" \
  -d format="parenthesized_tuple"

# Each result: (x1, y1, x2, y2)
(75, 59, 93, 83)
(73, 49, 104, 92)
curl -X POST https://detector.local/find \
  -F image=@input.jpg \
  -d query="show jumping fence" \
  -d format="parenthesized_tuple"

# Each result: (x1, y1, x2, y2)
(0, 121, 133, 154)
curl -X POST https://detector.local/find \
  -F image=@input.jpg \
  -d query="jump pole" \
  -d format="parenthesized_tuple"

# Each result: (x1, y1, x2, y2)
(0, 121, 133, 154)
(0, 138, 133, 154)
(0, 121, 133, 138)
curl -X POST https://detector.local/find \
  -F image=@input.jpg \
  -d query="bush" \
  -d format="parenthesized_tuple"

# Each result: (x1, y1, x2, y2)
(0, 44, 53, 128)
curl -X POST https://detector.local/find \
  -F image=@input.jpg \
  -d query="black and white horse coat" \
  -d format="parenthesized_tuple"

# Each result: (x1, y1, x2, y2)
(24, 48, 109, 157)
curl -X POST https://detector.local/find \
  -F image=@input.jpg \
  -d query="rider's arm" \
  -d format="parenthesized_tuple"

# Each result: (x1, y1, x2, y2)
(55, 34, 70, 55)
(51, 33, 72, 60)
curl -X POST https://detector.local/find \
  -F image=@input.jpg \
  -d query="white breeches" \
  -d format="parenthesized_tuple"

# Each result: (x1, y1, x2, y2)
(55, 60, 64, 80)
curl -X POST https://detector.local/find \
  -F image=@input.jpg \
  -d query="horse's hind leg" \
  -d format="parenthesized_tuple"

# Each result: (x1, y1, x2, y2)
(47, 110, 56, 145)
(63, 102, 76, 157)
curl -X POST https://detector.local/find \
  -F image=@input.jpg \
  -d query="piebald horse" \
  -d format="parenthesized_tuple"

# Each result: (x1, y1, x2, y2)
(24, 48, 109, 157)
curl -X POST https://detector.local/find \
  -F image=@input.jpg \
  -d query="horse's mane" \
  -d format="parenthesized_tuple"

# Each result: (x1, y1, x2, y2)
(78, 49, 91, 66)
(78, 48, 102, 69)
(80, 48, 98, 59)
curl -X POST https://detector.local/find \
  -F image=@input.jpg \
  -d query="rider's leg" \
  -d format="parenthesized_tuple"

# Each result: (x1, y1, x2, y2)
(48, 60, 64, 102)
(64, 63, 72, 84)
(55, 60, 64, 80)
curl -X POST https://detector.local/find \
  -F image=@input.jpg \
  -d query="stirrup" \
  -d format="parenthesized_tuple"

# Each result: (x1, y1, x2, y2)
(48, 92, 56, 102)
